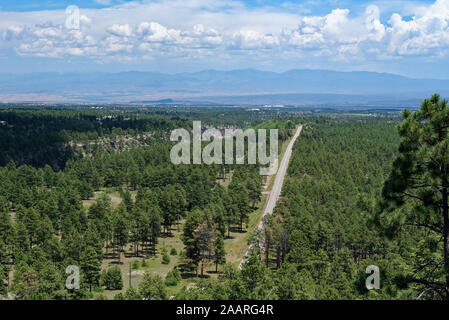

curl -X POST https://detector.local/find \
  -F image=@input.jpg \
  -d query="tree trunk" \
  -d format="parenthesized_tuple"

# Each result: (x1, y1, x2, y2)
(265, 241, 270, 267)
(118, 245, 121, 264)
(442, 188, 449, 297)
(276, 246, 281, 268)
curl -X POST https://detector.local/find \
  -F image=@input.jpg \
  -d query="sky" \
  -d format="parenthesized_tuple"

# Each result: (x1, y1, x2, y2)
(0, 0, 449, 78)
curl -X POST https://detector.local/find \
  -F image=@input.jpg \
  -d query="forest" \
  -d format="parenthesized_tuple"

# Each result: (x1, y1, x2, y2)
(1, 98, 448, 300)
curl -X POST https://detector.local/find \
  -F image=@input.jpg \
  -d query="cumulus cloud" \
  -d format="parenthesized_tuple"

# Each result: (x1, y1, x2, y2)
(2, 23, 97, 58)
(1, 0, 449, 63)
(385, 0, 449, 55)
(231, 30, 280, 49)
(280, 6, 387, 61)
(2, 25, 24, 41)
(137, 22, 182, 43)
(107, 24, 132, 37)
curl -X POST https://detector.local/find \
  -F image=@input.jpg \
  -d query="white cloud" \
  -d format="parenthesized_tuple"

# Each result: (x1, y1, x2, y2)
(1, 0, 449, 63)
(2, 25, 24, 40)
(385, 0, 449, 55)
(107, 24, 132, 37)
(231, 30, 280, 49)
(138, 22, 182, 43)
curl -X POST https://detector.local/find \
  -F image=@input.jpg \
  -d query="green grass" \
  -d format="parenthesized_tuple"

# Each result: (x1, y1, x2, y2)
(82, 188, 136, 209)
(97, 222, 186, 299)
(92, 126, 300, 299)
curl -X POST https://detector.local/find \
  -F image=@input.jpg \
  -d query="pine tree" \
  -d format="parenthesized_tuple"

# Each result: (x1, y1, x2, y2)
(0, 240, 8, 295)
(13, 268, 40, 300)
(101, 266, 123, 290)
(229, 182, 250, 232)
(214, 233, 226, 273)
(148, 204, 161, 254)
(138, 272, 167, 300)
(111, 204, 129, 264)
(80, 245, 101, 292)
(246, 177, 261, 208)
(182, 209, 203, 274)
(381, 94, 449, 299)
(193, 222, 214, 277)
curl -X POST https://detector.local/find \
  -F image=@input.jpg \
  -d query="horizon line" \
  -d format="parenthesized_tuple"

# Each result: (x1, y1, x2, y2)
(1, 68, 448, 81)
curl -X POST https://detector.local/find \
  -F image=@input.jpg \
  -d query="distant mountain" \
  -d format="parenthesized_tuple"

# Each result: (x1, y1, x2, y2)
(0, 69, 448, 106)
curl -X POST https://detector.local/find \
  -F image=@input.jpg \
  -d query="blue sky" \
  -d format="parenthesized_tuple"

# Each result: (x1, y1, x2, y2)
(0, 0, 448, 78)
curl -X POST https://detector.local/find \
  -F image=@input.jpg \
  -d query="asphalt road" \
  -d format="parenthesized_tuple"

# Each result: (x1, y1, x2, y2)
(238, 125, 303, 269)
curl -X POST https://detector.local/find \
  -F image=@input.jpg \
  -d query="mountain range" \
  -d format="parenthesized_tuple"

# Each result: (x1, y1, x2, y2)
(1, 69, 448, 107)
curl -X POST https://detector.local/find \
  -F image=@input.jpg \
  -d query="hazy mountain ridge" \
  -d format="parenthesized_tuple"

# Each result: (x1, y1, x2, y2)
(0, 69, 448, 106)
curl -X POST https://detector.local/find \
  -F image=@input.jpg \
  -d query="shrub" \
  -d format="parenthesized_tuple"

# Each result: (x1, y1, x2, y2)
(161, 254, 170, 265)
(132, 260, 140, 270)
(165, 268, 181, 286)
(101, 266, 123, 290)
(138, 273, 168, 300)
(141, 259, 147, 267)
(173, 268, 181, 281)
(124, 287, 142, 300)
(113, 293, 125, 300)
(170, 248, 177, 256)
(93, 286, 104, 293)
(164, 274, 177, 286)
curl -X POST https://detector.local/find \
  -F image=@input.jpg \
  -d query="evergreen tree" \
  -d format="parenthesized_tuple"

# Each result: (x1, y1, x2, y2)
(182, 209, 203, 274)
(229, 182, 250, 232)
(193, 222, 216, 277)
(381, 94, 449, 299)
(111, 203, 129, 264)
(246, 177, 261, 208)
(138, 272, 167, 300)
(0, 240, 8, 295)
(101, 266, 123, 290)
(214, 233, 226, 273)
(80, 245, 101, 292)
(13, 268, 40, 300)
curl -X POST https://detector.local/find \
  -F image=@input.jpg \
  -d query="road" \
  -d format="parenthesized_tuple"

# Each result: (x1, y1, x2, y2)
(238, 125, 303, 269)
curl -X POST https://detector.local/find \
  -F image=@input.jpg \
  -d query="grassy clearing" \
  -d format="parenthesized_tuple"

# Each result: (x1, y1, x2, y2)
(82, 188, 135, 209)
(90, 128, 297, 298)
(97, 223, 187, 299)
